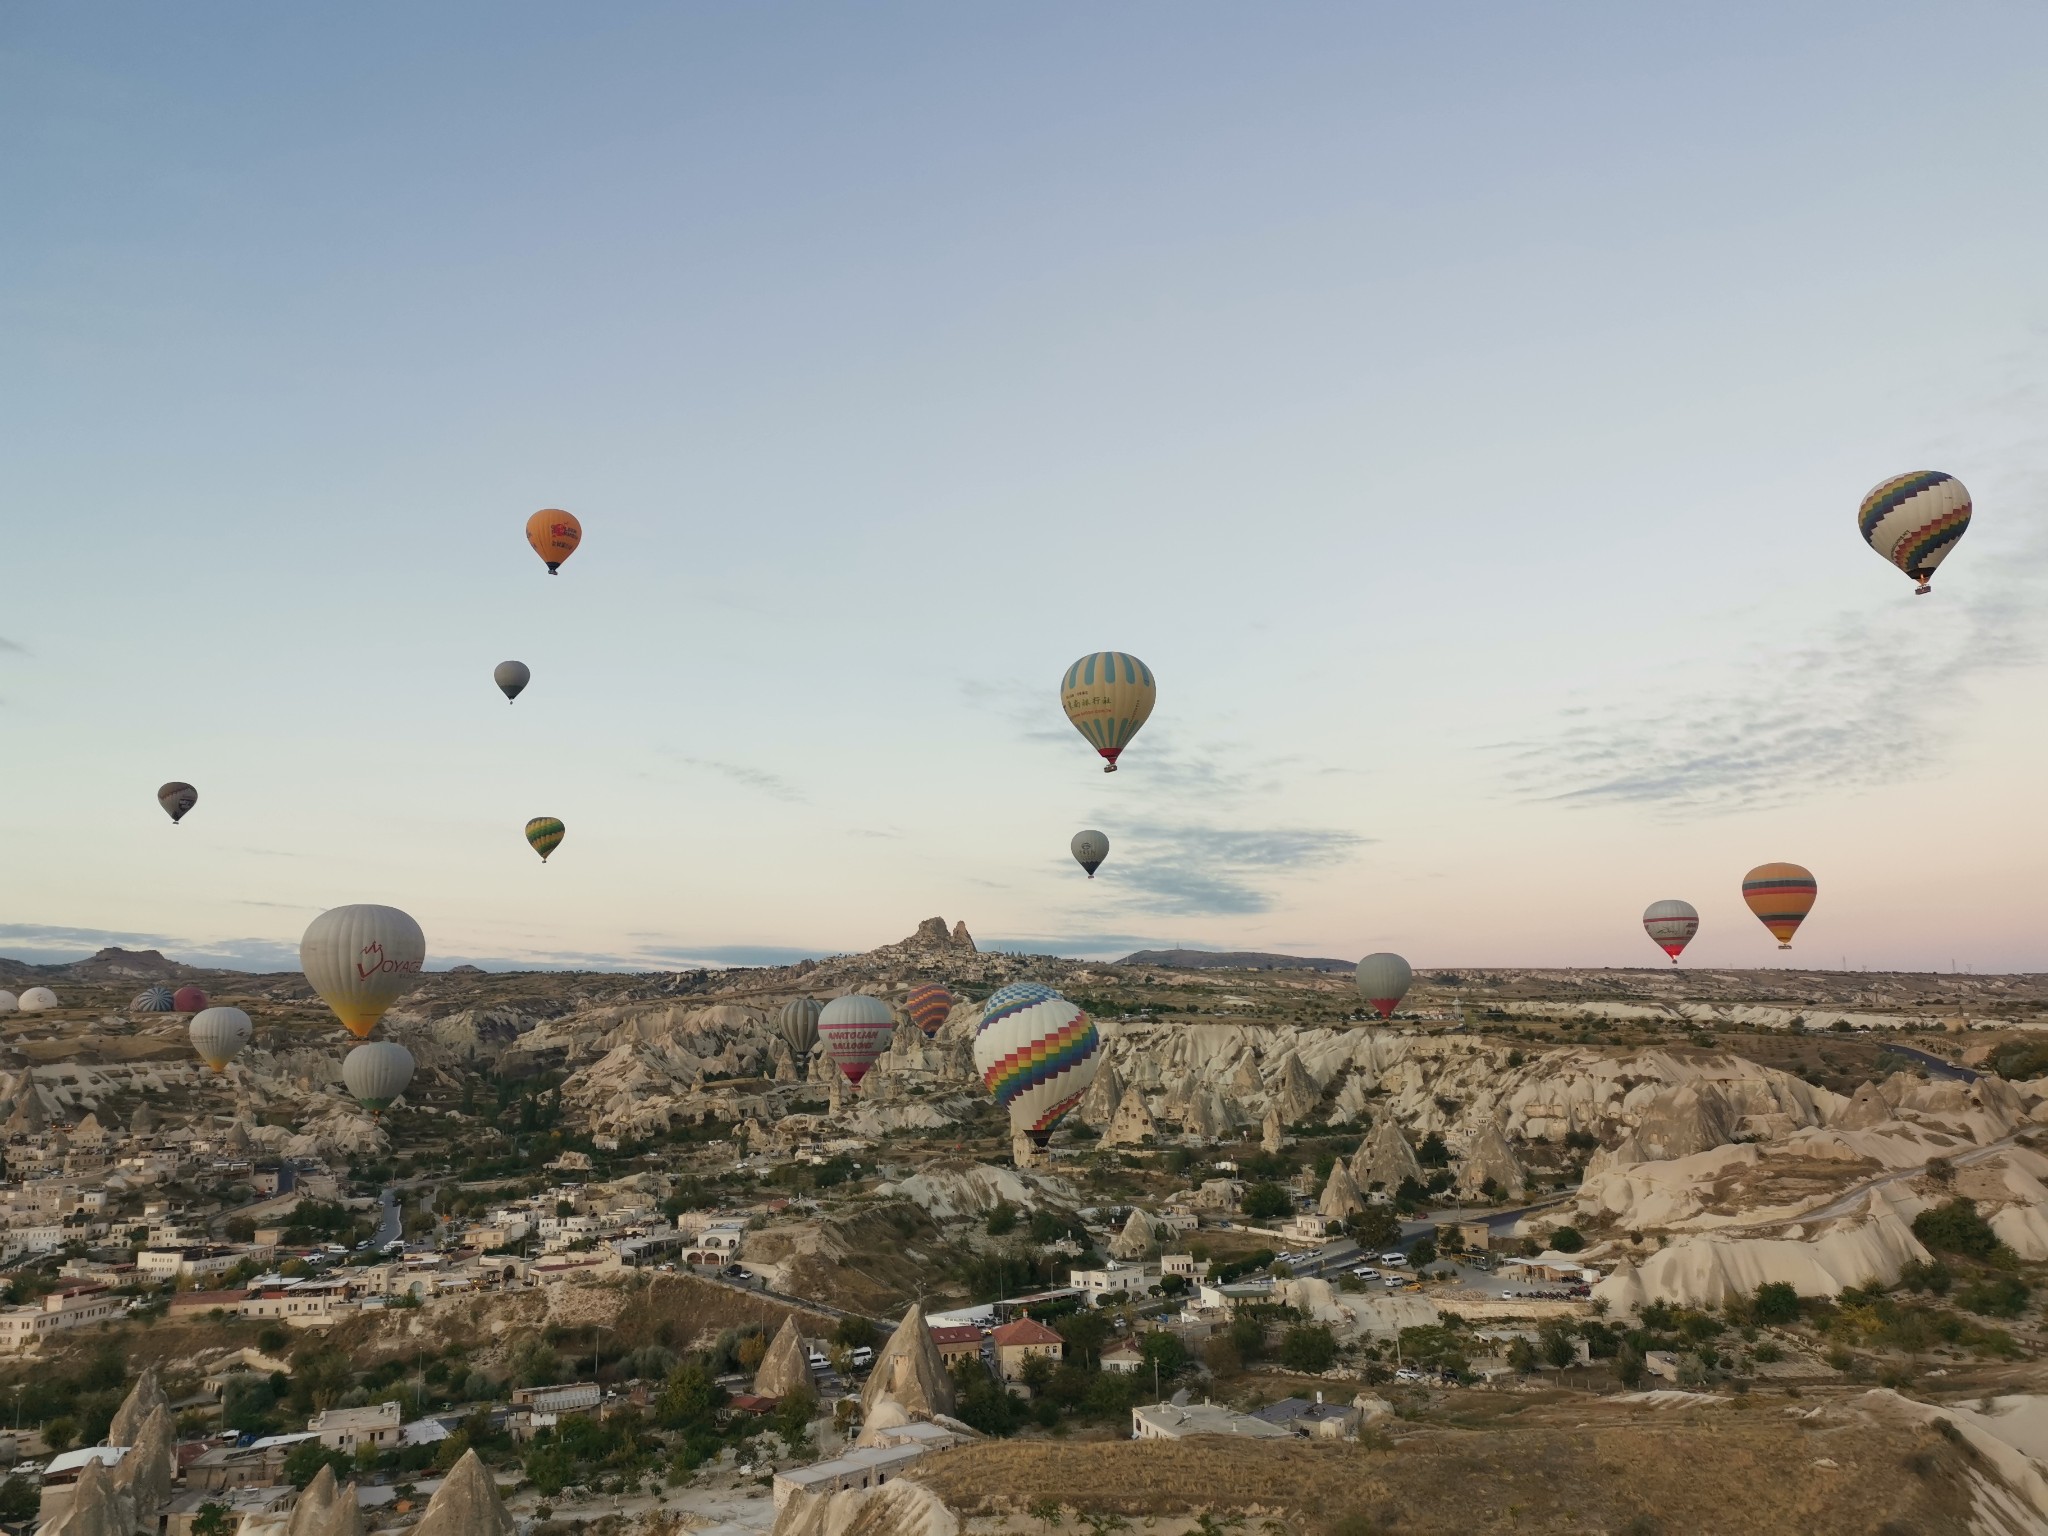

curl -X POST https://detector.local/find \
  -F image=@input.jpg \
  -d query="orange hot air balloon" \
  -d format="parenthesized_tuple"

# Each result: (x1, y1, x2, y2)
(526, 509, 582, 574)
(1742, 863, 1817, 949)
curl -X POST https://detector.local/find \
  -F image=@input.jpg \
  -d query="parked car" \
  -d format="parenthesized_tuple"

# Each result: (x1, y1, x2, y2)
(1383, 1276, 1406, 1288)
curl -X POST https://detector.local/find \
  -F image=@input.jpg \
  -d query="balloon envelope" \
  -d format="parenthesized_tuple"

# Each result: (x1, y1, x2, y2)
(819, 994, 895, 1086)
(0, 993, 14, 1014)
(526, 509, 582, 574)
(189, 1006, 252, 1072)
(525, 818, 565, 863)
(17, 988, 57, 1013)
(1071, 830, 1109, 878)
(1354, 953, 1413, 1020)
(776, 998, 822, 1063)
(905, 985, 954, 1039)
(1743, 864, 1816, 949)
(158, 782, 197, 825)
(494, 661, 531, 702)
(1642, 900, 1700, 963)
(343, 1040, 415, 1113)
(1859, 472, 1970, 594)
(1061, 653, 1155, 772)
(172, 986, 209, 1013)
(301, 905, 426, 1039)
(131, 986, 176, 1014)
(972, 983, 1101, 1146)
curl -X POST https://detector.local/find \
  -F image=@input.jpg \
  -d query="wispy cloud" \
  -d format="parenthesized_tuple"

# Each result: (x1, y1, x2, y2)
(1498, 530, 2048, 816)
(0, 639, 25, 655)
(1104, 822, 1371, 916)
(680, 758, 804, 802)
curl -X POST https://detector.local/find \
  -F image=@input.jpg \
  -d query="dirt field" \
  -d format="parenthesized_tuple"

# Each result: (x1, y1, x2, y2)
(912, 1401, 1983, 1535)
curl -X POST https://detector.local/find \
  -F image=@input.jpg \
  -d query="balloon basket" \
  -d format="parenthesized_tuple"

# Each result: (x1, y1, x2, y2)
(1915, 583, 1931, 595)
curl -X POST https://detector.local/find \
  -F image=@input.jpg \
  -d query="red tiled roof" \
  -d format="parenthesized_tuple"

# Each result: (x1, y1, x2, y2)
(991, 1319, 1063, 1348)
(928, 1326, 982, 1347)
(729, 1394, 778, 1414)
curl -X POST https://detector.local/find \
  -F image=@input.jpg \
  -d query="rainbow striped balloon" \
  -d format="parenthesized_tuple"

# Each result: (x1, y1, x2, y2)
(1061, 652, 1156, 773)
(905, 984, 954, 1038)
(525, 817, 566, 863)
(1742, 863, 1816, 949)
(1858, 471, 1970, 595)
(972, 982, 1101, 1147)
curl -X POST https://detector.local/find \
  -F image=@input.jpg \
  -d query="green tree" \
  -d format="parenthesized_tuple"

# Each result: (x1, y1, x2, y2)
(1548, 1227, 1585, 1254)
(224, 1216, 257, 1243)
(1242, 1183, 1291, 1221)
(771, 1386, 818, 1454)
(1753, 1282, 1800, 1325)
(192, 1504, 235, 1536)
(1913, 1199, 2000, 1261)
(1019, 1353, 1056, 1393)
(1347, 1206, 1401, 1249)
(1279, 1325, 1337, 1374)
(1506, 1337, 1537, 1375)
(282, 1440, 350, 1489)
(0, 1477, 38, 1522)
(1416, 1133, 1450, 1168)
(1615, 1344, 1645, 1389)
(1056, 1311, 1110, 1369)
(1227, 1315, 1267, 1362)
(1139, 1330, 1186, 1378)
(1540, 1326, 1576, 1372)
(524, 1440, 574, 1496)
(985, 1201, 1017, 1237)
(1408, 1239, 1437, 1268)
(41, 1418, 76, 1454)
(832, 1316, 876, 1351)
(654, 1361, 724, 1431)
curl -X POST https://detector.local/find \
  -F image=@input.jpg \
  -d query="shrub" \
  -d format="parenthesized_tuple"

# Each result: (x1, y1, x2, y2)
(1279, 1325, 1337, 1374)
(1912, 1199, 2000, 1261)
(985, 1201, 1017, 1237)
(1957, 1275, 2031, 1319)
(1548, 1227, 1585, 1254)
(1752, 1282, 1800, 1326)
(1242, 1183, 1292, 1221)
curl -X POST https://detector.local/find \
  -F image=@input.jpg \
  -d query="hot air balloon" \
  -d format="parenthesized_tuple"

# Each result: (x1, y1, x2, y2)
(525, 818, 565, 863)
(1071, 830, 1109, 878)
(972, 982, 1101, 1148)
(172, 985, 209, 1014)
(1354, 953, 1412, 1020)
(1743, 863, 1816, 949)
(189, 1006, 252, 1072)
(1060, 653, 1155, 773)
(131, 986, 176, 1014)
(158, 782, 197, 825)
(0, 993, 15, 1015)
(818, 994, 895, 1087)
(342, 1040, 415, 1114)
(1859, 472, 1970, 595)
(526, 509, 582, 574)
(776, 997, 822, 1066)
(301, 904, 426, 1039)
(494, 661, 531, 702)
(17, 988, 58, 1013)
(905, 985, 954, 1039)
(1642, 900, 1699, 964)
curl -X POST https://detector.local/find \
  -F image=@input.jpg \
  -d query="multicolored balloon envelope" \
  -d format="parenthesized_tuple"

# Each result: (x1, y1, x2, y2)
(1642, 900, 1700, 964)
(905, 984, 954, 1038)
(1354, 952, 1413, 1020)
(158, 782, 198, 825)
(172, 986, 209, 1013)
(1859, 472, 1970, 595)
(1071, 830, 1109, 878)
(525, 818, 566, 863)
(494, 661, 531, 702)
(526, 508, 582, 574)
(1060, 652, 1155, 773)
(343, 1040, 415, 1114)
(189, 1006, 252, 1072)
(777, 997, 822, 1062)
(973, 982, 1101, 1147)
(301, 904, 426, 1039)
(819, 994, 896, 1086)
(131, 986, 176, 1014)
(1742, 863, 1817, 949)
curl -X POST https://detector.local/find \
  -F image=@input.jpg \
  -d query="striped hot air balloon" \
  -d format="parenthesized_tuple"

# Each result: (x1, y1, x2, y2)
(777, 997, 822, 1064)
(1742, 863, 1816, 949)
(525, 818, 565, 863)
(131, 986, 176, 1014)
(343, 1040, 415, 1114)
(972, 982, 1101, 1147)
(819, 994, 895, 1086)
(1642, 900, 1699, 964)
(1354, 953, 1412, 1020)
(1859, 472, 1970, 595)
(905, 985, 954, 1039)
(189, 1006, 252, 1072)
(1061, 652, 1155, 773)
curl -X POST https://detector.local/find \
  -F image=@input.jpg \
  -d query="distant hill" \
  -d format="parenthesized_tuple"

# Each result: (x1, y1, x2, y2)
(1118, 948, 1355, 972)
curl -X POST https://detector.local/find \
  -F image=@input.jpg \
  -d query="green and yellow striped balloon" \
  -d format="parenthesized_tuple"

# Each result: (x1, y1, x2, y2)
(524, 817, 566, 863)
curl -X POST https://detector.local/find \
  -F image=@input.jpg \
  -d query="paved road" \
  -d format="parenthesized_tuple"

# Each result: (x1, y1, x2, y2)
(1718, 1132, 2018, 1233)
(1883, 1043, 1978, 1083)
(372, 1188, 401, 1249)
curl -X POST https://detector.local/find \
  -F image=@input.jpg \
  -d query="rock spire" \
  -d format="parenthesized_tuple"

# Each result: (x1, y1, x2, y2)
(407, 1449, 514, 1536)
(753, 1316, 818, 1400)
(861, 1304, 955, 1419)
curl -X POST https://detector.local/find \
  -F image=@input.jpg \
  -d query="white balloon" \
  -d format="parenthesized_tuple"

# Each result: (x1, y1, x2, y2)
(1071, 830, 1109, 878)
(342, 1041, 415, 1112)
(301, 905, 426, 1038)
(0, 992, 16, 1014)
(1353, 953, 1412, 1020)
(189, 1007, 253, 1072)
(818, 994, 894, 1086)
(17, 987, 58, 1014)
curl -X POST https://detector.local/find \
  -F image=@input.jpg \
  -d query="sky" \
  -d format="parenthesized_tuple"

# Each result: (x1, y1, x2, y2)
(4, 3, 2048, 974)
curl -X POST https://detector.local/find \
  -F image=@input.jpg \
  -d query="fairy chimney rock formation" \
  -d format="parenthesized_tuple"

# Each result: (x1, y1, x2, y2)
(111, 1403, 175, 1529)
(754, 1316, 818, 1399)
(1352, 1116, 1424, 1192)
(861, 1304, 956, 1419)
(1458, 1120, 1528, 1200)
(38, 1452, 123, 1536)
(1100, 1089, 1160, 1149)
(285, 1465, 364, 1536)
(406, 1449, 515, 1536)
(1109, 1207, 1157, 1260)
(1078, 1061, 1123, 1130)
(1319, 1159, 1367, 1221)
(1261, 1105, 1286, 1155)
(108, 1370, 167, 1447)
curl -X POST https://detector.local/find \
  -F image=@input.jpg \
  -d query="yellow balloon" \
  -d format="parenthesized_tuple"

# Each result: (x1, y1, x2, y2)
(1060, 652, 1155, 773)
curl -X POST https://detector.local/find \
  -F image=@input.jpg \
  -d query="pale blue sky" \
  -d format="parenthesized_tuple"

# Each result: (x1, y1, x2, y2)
(6, 4, 2048, 973)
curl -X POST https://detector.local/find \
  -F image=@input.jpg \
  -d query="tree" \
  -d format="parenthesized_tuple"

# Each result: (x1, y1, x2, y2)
(1925, 1156, 1955, 1189)
(1506, 1337, 1537, 1375)
(1913, 1199, 2000, 1261)
(1279, 1325, 1337, 1374)
(224, 1216, 257, 1243)
(1540, 1326, 1576, 1373)
(832, 1316, 876, 1351)
(282, 1439, 349, 1489)
(41, 1418, 76, 1454)
(655, 1361, 724, 1431)
(1227, 1315, 1267, 1362)
(1752, 1282, 1800, 1326)
(1242, 1183, 1291, 1221)
(1140, 1331, 1186, 1378)
(192, 1504, 235, 1536)
(985, 1201, 1017, 1237)
(1408, 1239, 1438, 1268)
(772, 1386, 818, 1454)
(1019, 1353, 1056, 1393)
(1548, 1227, 1585, 1254)
(0, 1477, 37, 1522)
(1615, 1343, 1645, 1390)
(1416, 1133, 1450, 1169)
(1347, 1206, 1401, 1250)
(1056, 1311, 1110, 1370)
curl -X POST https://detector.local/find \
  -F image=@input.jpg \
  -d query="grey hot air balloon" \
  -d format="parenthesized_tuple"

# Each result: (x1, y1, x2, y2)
(776, 997, 822, 1065)
(494, 660, 531, 703)
(189, 1006, 253, 1072)
(342, 1040, 415, 1114)
(1071, 830, 1109, 878)
(1354, 952, 1413, 1021)
(158, 782, 198, 825)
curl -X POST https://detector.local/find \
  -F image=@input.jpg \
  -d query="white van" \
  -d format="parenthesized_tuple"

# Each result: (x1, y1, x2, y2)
(849, 1346, 875, 1370)
(807, 1350, 830, 1371)
(1379, 1252, 1408, 1266)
